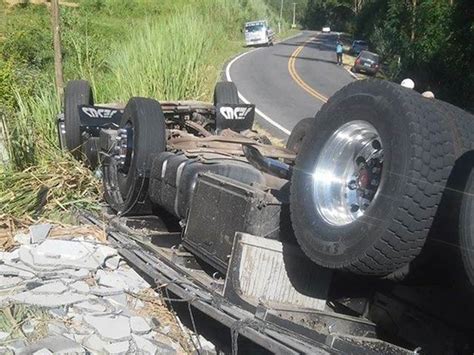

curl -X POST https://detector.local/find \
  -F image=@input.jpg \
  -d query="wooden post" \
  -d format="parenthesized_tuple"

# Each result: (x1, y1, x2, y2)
(411, 0, 417, 43)
(50, 0, 64, 100)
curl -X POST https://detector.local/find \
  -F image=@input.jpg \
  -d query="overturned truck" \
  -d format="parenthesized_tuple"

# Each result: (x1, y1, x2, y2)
(60, 79, 474, 354)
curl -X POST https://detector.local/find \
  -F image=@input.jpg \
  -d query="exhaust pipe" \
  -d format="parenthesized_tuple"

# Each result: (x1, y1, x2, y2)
(243, 145, 292, 180)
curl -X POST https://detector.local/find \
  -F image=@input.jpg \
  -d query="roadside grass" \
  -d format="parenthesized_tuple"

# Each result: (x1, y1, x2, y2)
(0, 0, 289, 221)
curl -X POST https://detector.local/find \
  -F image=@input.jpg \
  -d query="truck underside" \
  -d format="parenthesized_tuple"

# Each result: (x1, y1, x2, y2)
(61, 79, 474, 354)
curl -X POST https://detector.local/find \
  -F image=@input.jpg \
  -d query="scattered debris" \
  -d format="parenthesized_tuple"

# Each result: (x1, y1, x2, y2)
(0, 222, 199, 354)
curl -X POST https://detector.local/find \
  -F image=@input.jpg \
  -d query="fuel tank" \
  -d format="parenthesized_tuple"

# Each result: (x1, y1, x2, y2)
(149, 152, 265, 219)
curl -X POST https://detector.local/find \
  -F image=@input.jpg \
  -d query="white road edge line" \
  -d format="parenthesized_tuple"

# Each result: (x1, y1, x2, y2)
(344, 67, 359, 80)
(225, 49, 291, 136)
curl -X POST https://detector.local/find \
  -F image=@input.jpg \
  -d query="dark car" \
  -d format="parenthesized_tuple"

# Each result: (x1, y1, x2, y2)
(351, 40, 369, 55)
(352, 50, 380, 75)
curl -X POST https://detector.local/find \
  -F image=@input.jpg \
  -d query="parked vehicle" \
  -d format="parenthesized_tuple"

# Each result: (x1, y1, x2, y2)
(59, 79, 474, 354)
(321, 26, 331, 33)
(244, 20, 274, 47)
(352, 50, 380, 75)
(351, 40, 369, 55)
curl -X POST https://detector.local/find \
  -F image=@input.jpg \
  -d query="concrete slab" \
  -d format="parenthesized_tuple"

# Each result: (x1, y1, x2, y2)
(105, 255, 122, 270)
(70, 281, 90, 294)
(83, 334, 107, 353)
(31, 281, 68, 294)
(19, 241, 101, 271)
(0, 249, 19, 262)
(14, 233, 30, 245)
(17, 335, 85, 355)
(96, 268, 147, 292)
(32, 348, 54, 355)
(0, 276, 23, 290)
(132, 334, 176, 355)
(29, 224, 52, 244)
(104, 340, 130, 355)
(0, 262, 36, 278)
(90, 286, 125, 297)
(11, 290, 92, 308)
(83, 314, 131, 342)
(74, 299, 109, 313)
(130, 316, 151, 335)
(0, 331, 9, 341)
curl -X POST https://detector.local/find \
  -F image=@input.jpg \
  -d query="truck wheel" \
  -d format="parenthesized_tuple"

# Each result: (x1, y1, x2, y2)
(64, 80, 93, 159)
(424, 100, 474, 288)
(287, 117, 312, 155)
(290, 79, 455, 275)
(103, 97, 166, 216)
(213, 82, 239, 105)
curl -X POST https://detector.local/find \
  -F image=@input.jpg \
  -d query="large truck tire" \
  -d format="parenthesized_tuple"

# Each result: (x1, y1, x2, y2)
(423, 100, 474, 287)
(103, 97, 166, 216)
(460, 168, 474, 286)
(64, 80, 93, 159)
(290, 79, 456, 276)
(213, 82, 239, 105)
(287, 117, 312, 155)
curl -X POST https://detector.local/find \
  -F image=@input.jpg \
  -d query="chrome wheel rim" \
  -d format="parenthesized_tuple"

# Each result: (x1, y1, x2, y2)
(312, 120, 383, 226)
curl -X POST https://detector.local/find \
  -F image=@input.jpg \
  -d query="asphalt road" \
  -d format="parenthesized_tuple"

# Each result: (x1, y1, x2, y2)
(226, 31, 355, 140)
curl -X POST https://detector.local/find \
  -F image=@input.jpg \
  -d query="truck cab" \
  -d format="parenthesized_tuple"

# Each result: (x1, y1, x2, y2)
(244, 20, 274, 47)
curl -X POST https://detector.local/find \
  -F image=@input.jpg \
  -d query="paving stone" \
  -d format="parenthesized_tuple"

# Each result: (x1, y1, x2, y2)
(0, 249, 19, 262)
(132, 334, 176, 355)
(49, 307, 68, 318)
(29, 224, 52, 244)
(104, 255, 122, 270)
(130, 316, 151, 335)
(21, 320, 35, 335)
(63, 333, 87, 344)
(0, 262, 36, 278)
(18, 240, 111, 272)
(0, 276, 23, 290)
(96, 268, 147, 292)
(70, 281, 90, 294)
(93, 245, 117, 265)
(7, 339, 26, 354)
(84, 314, 131, 342)
(90, 286, 124, 297)
(48, 322, 68, 336)
(11, 290, 92, 308)
(19, 335, 85, 355)
(74, 299, 108, 313)
(14, 233, 30, 245)
(30, 281, 68, 294)
(104, 293, 128, 309)
(32, 348, 53, 355)
(0, 331, 9, 341)
(104, 340, 130, 355)
(83, 334, 108, 352)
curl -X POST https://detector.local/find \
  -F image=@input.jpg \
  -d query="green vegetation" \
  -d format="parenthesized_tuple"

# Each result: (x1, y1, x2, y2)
(301, 0, 473, 112)
(0, 0, 289, 220)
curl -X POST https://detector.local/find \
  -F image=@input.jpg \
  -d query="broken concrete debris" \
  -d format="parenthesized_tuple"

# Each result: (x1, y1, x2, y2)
(0, 223, 210, 354)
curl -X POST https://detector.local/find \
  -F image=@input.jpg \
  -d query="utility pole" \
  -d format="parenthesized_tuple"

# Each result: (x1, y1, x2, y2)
(278, 0, 284, 33)
(50, 0, 64, 100)
(292, 2, 296, 28)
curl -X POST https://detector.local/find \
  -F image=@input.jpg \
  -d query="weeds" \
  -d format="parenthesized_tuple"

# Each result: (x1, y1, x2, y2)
(0, 0, 288, 221)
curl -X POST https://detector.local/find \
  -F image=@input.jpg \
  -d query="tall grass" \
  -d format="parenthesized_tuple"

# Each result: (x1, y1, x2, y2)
(0, 0, 288, 221)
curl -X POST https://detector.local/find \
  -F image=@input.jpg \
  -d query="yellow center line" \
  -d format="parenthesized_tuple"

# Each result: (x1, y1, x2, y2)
(288, 38, 329, 103)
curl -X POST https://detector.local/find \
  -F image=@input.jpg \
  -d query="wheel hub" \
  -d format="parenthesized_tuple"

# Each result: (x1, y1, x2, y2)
(113, 126, 133, 173)
(312, 121, 384, 226)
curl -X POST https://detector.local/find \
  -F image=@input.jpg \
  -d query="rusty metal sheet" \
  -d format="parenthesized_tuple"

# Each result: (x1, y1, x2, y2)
(224, 233, 332, 312)
(168, 133, 296, 160)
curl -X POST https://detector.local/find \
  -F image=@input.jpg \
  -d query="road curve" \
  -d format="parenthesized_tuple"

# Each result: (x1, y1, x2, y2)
(227, 31, 355, 140)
